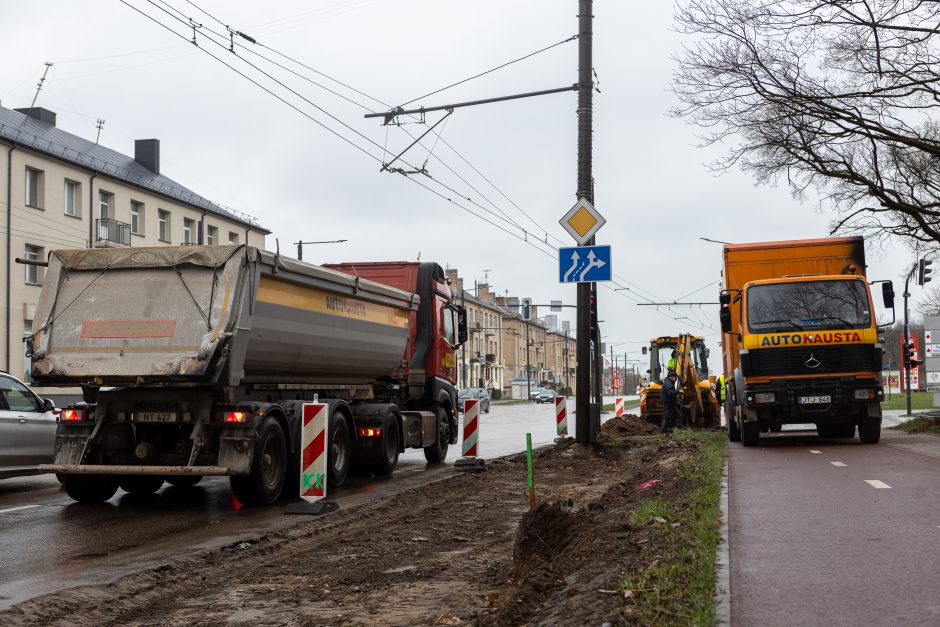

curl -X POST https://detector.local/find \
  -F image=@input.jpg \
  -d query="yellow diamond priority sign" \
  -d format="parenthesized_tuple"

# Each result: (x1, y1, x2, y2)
(560, 197, 605, 245)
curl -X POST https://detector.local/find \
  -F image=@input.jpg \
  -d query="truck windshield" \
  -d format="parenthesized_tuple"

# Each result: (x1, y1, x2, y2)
(747, 280, 870, 333)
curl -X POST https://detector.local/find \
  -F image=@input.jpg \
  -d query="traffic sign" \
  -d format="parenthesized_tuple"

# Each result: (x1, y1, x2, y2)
(559, 245, 611, 283)
(560, 197, 606, 245)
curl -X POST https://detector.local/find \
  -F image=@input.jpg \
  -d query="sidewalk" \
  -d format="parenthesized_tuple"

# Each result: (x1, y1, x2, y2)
(881, 409, 940, 460)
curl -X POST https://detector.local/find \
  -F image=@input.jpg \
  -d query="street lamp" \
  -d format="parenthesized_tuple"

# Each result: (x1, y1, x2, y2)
(295, 239, 348, 260)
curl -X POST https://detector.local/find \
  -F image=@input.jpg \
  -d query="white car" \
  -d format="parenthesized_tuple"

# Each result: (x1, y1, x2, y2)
(0, 373, 57, 480)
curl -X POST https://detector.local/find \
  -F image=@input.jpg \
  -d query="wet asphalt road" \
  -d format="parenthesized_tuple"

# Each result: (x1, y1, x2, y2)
(729, 422, 940, 626)
(0, 398, 633, 609)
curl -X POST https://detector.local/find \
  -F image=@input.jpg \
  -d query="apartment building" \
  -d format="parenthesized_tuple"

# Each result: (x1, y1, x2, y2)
(0, 105, 269, 383)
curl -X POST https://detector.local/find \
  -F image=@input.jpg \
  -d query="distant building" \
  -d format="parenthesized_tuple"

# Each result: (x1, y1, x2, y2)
(0, 105, 269, 382)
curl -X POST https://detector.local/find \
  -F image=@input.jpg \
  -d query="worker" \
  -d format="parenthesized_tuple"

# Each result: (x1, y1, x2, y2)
(717, 373, 726, 426)
(667, 349, 678, 373)
(660, 369, 684, 434)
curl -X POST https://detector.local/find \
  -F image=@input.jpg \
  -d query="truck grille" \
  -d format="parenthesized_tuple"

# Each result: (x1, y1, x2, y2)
(742, 345, 880, 377)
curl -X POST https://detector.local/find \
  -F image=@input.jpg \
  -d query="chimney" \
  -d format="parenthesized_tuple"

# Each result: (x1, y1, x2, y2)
(135, 139, 160, 174)
(14, 107, 56, 126)
(444, 269, 463, 298)
(478, 283, 492, 304)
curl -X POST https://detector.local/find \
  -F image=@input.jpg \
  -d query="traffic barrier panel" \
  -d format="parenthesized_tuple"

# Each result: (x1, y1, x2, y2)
(615, 397, 624, 417)
(300, 402, 328, 501)
(555, 396, 568, 437)
(462, 399, 480, 457)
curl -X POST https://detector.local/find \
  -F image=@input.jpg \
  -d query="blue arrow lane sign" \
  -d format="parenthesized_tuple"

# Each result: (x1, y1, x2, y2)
(559, 245, 612, 283)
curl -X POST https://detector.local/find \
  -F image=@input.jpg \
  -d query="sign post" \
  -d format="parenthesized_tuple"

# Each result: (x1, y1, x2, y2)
(286, 402, 337, 515)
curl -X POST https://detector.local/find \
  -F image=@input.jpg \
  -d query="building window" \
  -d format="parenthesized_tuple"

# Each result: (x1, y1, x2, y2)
(98, 190, 113, 219)
(64, 180, 80, 217)
(207, 225, 217, 245)
(25, 167, 44, 208)
(128, 201, 143, 235)
(228, 231, 239, 245)
(158, 209, 170, 242)
(24, 245, 43, 285)
(183, 218, 194, 244)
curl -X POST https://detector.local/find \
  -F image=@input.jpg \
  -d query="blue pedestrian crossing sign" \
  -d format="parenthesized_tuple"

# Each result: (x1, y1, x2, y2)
(559, 245, 612, 283)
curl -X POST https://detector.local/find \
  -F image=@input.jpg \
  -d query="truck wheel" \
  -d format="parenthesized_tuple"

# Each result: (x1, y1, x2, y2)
(728, 411, 741, 442)
(119, 475, 164, 495)
(741, 421, 760, 447)
(63, 475, 119, 503)
(424, 407, 450, 463)
(372, 413, 400, 477)
(166, 476, 202, 488)
(328, 411, 351, 488)
(230, 418, 287, 506)
(858, 417, 882, 444)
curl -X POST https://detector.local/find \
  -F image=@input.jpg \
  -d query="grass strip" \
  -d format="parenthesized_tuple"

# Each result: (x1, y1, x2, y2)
(621, 430, 727, 626)
(894, 416, 940, 434)
(881, 391, 936, 410)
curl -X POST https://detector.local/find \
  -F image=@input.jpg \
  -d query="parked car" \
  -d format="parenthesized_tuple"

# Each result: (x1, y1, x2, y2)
(535, 389, 556, 404)
(528, 387, 546, 401)
(457, 387, 491, 413)
(0, 372, 57, 480)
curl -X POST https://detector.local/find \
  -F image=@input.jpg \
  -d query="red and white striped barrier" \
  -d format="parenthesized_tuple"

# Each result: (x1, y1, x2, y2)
(615, 397, 625, 418)
(300, 402, 328, 500)
(555, 396, 568, 437)
(461, 399, 480, 457)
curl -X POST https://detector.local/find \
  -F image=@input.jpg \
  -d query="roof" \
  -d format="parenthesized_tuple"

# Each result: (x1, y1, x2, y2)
(0, 106, 268, 233)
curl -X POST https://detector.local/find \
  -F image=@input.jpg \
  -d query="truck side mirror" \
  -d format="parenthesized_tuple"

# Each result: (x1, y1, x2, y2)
(719, 291, 731, 305)
(719, 307, 732, 333)
(882, 281, 895, 309)
(642, 346, 648, 355)
(455, 305, 468, 344)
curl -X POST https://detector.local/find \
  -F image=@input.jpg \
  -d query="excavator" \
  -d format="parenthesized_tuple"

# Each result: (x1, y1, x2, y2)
(638, 333, 719, 427)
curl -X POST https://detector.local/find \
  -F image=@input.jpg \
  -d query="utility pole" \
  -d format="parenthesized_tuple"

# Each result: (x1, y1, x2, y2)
(295, 239, 348, 260)
(903, 263, 915, 416)
(526, 322, 532, 400)
(575, 0, 596, 444)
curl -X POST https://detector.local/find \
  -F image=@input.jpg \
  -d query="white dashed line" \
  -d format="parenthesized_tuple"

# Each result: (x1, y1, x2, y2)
(810, 450, 822, 454)
(865, 480, 892, 489)
(831, 462, 847, 467)
(0, 504, 40, 514)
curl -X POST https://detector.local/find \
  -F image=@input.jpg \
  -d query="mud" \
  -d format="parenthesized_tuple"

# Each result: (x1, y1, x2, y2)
(600, 413, 661, 437)
(1, 435, 698, 627)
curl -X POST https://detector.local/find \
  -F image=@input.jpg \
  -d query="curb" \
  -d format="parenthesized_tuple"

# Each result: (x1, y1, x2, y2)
(714, 458, 731, 625)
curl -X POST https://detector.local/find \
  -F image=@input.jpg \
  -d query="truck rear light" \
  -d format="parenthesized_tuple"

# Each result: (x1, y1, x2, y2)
(754, 392, 775, 404)
(854, 389, 875, 400)
(357, 427, 382, 438)
(60, 408, 87, 422)
(222, 411, 249, 423)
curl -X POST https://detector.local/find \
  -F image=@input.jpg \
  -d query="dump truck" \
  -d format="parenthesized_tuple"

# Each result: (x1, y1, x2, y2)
(638, 334, 718, 427)
(30, 245, 467, 504)
(718, 237, 895, 446)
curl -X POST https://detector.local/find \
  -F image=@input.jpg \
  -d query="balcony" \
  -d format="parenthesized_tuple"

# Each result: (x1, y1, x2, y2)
(95, 218, 130, 247)
(485, 353, 497, 364)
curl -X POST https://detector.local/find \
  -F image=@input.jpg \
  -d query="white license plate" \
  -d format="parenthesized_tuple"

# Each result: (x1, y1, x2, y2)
(798, 395, 831, 405)
(136, 411, 177, 422)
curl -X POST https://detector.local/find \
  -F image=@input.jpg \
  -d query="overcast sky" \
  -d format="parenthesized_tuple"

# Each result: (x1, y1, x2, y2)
(0, 0, 924, 368)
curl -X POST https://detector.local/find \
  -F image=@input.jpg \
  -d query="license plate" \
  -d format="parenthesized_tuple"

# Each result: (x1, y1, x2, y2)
(136, 411, 177, 422)
(798, 395, 831, 405)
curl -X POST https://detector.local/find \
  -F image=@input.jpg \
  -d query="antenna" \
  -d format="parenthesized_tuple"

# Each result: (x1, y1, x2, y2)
(95, 119, 105, 144)
(30, 62, 54, 109)
(481, 269, 492, 284)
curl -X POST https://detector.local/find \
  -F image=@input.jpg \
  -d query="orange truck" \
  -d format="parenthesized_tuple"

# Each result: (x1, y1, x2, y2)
(718, 237, 895, 446)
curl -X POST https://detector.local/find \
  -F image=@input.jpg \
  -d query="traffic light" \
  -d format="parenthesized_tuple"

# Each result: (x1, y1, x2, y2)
(520, 298, 532, 321)
(589, 295, 597, 319)
(917, 258, 933, 286)
(903, 341, 923, 369)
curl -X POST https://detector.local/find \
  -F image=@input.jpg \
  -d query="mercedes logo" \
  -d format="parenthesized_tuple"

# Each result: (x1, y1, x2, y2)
(805, 353, 821, 369)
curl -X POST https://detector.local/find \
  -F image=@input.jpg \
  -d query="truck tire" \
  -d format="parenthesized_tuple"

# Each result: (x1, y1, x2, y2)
(230, 418, 287, 506)
(858, 417, 882, 444)
(119, 475, 164, 496)
(166, 476, 202, 488)
(741, 421, 760, 447)
(424, 406, 450, 463)
(328, 410, 351, 489)
(372, 413, 400, 477)
(728, 410, 741, 442)
(63, 475, 119, 503)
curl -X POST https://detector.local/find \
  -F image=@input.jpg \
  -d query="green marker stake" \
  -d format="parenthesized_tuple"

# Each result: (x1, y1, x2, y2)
(526, 432, 535, 509)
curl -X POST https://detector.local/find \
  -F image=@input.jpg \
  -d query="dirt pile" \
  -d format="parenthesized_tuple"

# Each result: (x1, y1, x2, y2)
(601, 412, 660, 437)
(3, 438, 702, 627)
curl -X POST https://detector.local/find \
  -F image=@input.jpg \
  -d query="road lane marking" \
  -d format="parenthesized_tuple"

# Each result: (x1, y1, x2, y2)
(810, 450, 822, 454)
(865, 480, 892, 489)
(830, 462, 847, 467)
(0, 504, 40, 514)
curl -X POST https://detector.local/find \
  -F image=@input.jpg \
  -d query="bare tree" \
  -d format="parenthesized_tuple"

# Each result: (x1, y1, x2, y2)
(916, 284, 940, 316)
(672, 0, 940, 246)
